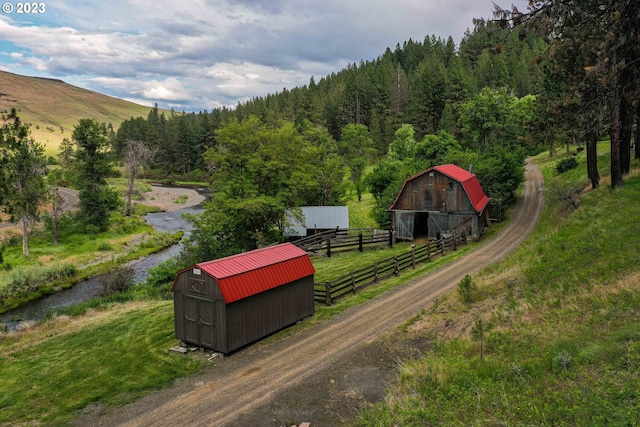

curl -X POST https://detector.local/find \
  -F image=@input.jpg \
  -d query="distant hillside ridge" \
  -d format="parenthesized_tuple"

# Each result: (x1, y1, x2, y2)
(0, 70, 153, 155)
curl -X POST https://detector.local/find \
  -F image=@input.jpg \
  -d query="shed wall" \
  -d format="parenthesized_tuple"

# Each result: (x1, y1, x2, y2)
(225, 276, 315, 353)
(173, 270, 315, 353)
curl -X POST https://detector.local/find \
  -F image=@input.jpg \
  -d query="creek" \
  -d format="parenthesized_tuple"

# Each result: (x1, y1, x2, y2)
(0, 206, 203, 331)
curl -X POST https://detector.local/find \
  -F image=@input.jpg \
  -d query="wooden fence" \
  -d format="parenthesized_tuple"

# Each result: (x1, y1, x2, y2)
(314, 230, 467, 305)
(293, 228, 393, 256)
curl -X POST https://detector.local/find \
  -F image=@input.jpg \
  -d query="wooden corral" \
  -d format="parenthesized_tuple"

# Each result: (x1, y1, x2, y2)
(172, 243, 315, 354)
(389, 164, 490, 240)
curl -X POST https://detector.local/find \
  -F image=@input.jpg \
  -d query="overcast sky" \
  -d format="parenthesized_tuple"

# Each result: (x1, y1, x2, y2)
(0, 0, 528, 112)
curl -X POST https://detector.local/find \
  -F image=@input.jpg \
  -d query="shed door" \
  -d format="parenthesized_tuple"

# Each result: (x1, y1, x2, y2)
(183, 295, 216, 349)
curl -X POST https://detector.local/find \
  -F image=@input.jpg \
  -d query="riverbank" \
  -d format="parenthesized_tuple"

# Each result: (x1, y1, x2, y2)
(0, 185, 206, 325)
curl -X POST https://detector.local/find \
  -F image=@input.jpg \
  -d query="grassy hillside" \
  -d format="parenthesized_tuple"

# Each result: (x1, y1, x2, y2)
(0, 70, 152, 156)
(358, 145, 640, 426)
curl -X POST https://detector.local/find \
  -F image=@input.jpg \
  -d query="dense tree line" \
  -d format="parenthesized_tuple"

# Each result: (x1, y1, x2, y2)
(115, 25, 546, 179)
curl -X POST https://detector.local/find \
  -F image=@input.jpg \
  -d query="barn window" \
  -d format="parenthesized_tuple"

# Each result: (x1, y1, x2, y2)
(413, 181, 418, 193)
(448, 181, 454, 189)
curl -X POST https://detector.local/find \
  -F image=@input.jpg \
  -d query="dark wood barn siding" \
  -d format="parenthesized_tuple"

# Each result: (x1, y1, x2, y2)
(225, 276, 314, 353)
(393, 171, 473, 213)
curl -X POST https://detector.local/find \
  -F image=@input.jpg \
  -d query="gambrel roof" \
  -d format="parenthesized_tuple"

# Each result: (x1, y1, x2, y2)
(389, 164, 490, 213)
(172, 243, 315, 303)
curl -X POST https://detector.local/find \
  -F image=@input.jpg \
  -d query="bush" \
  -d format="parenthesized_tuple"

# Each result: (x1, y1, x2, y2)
(457, 274, 476, 303)
(99, 266, 135, 296)
(97, 242, 113, 251)
(556, 157, 578, 174)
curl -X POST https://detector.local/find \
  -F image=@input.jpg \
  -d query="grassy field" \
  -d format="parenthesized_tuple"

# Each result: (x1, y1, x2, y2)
(357, 145, 640, 426)
(0, 71, 153, 157)
(346, 191, 378, 228)
(0, 301, 205, 425)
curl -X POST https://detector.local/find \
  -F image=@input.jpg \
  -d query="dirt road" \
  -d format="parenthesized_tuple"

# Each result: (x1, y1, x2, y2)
(75, 160, 543, 427)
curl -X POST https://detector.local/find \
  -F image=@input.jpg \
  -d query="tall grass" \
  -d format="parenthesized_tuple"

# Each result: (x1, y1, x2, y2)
(0, 263, 77, 310)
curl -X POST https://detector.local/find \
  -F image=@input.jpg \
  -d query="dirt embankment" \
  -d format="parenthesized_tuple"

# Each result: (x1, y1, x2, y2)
(72, 161, 544, 427)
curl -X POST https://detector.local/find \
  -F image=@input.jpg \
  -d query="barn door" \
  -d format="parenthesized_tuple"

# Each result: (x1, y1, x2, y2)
(429, 213, 448, 239)
(395, 211, 415, 240)
(183, 295, 216, 349)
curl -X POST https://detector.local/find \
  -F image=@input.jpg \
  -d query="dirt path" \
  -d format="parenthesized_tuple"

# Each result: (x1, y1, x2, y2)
(73, 160, 544, 427)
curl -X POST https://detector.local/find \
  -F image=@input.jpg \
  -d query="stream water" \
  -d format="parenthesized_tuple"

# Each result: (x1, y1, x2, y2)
(0, 206, 203, 331)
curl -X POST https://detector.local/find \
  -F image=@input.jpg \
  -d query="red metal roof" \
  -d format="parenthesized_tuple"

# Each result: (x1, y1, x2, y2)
(175, 243, 315, 304)
(389, 164, 490, 213)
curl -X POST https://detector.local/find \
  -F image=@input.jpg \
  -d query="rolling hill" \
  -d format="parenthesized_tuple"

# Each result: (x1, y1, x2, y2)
(0, 70, 153, 156)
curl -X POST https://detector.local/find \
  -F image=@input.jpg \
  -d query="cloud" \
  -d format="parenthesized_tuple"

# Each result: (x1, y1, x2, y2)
(0, 0, 530, 111)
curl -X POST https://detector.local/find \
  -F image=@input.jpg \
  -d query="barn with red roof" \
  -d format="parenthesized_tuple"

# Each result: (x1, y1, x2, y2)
(389, 164, 490, 241)
(172, 243, 315, 353)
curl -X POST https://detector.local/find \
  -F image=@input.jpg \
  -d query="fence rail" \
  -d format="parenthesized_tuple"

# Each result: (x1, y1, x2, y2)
(314, 230, 467, 305)
(293, 228, 393, 255)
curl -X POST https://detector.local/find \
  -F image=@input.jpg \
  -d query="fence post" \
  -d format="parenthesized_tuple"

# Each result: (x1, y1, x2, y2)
(427, 242, 431, 260)
(325, 281, 332, 306)
(388, 229, 393, 248)
(351, 272, 356, 294)
(453, 231, 457, 250)
(374, 262, 379, 282)
(326, 238, 331, 257)
(358, 233, 363, 252)
(394, 257, 399, 276)
(411, 244, 416, 269)
(441, 236, 445, 255)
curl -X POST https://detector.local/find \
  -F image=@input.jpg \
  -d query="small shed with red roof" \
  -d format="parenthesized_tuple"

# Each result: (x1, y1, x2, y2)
(172, 243, 315, 353)
(389, 164, 490, 241)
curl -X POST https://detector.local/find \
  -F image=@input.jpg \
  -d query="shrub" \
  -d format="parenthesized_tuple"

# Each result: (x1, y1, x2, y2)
(99, 266, 135, 296)
(457, 274, 476, 303)
(556, 157, 578, 174)
(97, 242, 113, 251)
(549, 183, 583, 212)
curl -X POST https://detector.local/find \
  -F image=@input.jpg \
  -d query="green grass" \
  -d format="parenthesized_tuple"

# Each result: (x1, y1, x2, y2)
(346, 192, 378, 228)
(356, 143, 640, 426)
(0, 302, 205, 425)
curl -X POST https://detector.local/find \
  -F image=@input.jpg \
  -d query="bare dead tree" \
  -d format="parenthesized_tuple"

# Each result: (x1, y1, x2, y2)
(124, 140, 154, 216)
